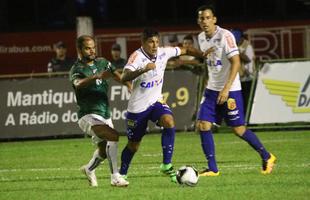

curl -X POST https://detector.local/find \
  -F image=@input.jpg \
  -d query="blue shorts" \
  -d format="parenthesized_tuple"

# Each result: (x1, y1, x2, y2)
(198, 89, 245, 127)
(125, 102, 173, 142)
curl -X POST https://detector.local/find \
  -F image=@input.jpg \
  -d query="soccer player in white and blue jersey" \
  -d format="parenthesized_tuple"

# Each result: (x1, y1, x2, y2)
(196, 5, 276, 176)
(119, 28, 206, 183)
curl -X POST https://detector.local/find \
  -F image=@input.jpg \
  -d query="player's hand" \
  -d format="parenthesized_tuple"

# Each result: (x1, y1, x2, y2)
(96, 71, 111, 80)
(217, 88, 229, 105)
(144, 63, 156, 72)
(202, 47, 215, 58)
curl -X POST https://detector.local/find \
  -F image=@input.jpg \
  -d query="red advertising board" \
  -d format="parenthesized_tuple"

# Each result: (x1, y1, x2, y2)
(0, 31, 76, 74)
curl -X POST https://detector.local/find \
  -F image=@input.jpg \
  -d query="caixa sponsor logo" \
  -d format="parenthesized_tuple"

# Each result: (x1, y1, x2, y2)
(206, 59, 222, 67)
(140, 78, 163, 88)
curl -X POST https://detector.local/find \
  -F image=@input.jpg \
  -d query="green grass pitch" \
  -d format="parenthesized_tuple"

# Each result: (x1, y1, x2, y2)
(1, 130, 309, 200)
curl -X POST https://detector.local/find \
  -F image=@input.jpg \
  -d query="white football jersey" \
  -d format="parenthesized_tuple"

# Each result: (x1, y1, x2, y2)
(198, 26, 241, 91)
(124, 46, 181, 113)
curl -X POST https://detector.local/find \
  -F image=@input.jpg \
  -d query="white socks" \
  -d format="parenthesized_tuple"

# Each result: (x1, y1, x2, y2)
(86, 149, 104, 171)
(106, 141, 119, 174)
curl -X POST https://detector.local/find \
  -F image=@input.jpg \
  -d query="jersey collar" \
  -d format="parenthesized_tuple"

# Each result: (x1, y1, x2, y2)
(205, 25, 220, 41)
(140, 47, 157, 62)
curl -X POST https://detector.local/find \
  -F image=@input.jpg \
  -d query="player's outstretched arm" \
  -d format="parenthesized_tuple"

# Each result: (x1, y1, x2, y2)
(121, 63, 156, 82)
(112, 70, 132, 92)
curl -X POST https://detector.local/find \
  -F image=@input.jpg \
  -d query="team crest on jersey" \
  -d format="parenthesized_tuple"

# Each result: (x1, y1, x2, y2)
(227, 98, 237, 110)
(127, 119, 137, 128)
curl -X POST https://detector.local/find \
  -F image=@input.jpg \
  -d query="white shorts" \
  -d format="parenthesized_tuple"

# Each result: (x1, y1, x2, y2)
(78, 114, 114, 144)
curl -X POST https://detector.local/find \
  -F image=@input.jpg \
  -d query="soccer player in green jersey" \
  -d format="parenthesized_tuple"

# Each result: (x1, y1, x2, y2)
(70, 35, 131, 187)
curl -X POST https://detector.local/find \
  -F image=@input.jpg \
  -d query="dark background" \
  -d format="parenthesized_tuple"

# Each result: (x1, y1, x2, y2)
(1, 0, 310, 32)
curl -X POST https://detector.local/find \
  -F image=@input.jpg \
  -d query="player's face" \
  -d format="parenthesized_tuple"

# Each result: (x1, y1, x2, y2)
(142, 36, 159, 57)
(111, 50, 121, 60)
(55, 47, 67, 57)
(197, 9, 217, 37)
(80, 39, 96, 62)
(182, 39, 194, 48)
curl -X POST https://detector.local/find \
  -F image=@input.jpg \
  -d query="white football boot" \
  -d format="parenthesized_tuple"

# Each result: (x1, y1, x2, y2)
(111, 173, 129, 187)
(80, 165, 98, 187)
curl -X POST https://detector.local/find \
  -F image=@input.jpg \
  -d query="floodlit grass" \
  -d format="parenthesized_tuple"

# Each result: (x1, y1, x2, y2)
(0, 130, 309, 200)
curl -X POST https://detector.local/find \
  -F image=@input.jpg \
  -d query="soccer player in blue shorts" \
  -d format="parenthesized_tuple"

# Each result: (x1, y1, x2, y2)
(119, 28, 208, 182)
(196, 5, 276, 176)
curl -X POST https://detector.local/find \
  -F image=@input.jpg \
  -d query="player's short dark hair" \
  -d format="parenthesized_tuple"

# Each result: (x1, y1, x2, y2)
(76, 35, 95, 50)
(183, 34, 194, 42)
(141, 28, 159, 42)
(196, 4, 216, 17)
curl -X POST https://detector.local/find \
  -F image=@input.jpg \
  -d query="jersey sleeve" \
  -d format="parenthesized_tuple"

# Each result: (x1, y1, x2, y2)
(124, 51, 140, 71)
(224, 31, 239, 59)
(165, 46, 181, 58)
(70, 65, 85, 82)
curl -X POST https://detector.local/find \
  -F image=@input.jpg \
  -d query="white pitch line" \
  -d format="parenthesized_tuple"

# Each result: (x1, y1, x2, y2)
(0, 163, 309, 182)
(0, 163, 308, 174)
(141, 153, 162, 157)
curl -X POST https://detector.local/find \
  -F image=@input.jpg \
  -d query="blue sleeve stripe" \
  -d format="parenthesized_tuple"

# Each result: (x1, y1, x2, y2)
(226, 49, 239, 56)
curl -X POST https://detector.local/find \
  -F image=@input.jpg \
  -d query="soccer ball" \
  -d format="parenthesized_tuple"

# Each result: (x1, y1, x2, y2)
(176, 165, 199, 186)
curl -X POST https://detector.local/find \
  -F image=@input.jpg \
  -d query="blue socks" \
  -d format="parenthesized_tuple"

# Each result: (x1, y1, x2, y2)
(120, 127, 176, 175)
(120, 146, 135, 175)
(199, 129, 269, 173)
(200, 130, 218, 172)
(161, 127, 175, 164)
(240, 129, 270, 160)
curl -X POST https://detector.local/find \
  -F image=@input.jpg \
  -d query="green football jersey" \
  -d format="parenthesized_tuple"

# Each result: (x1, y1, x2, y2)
(70, 58, 116, 119)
